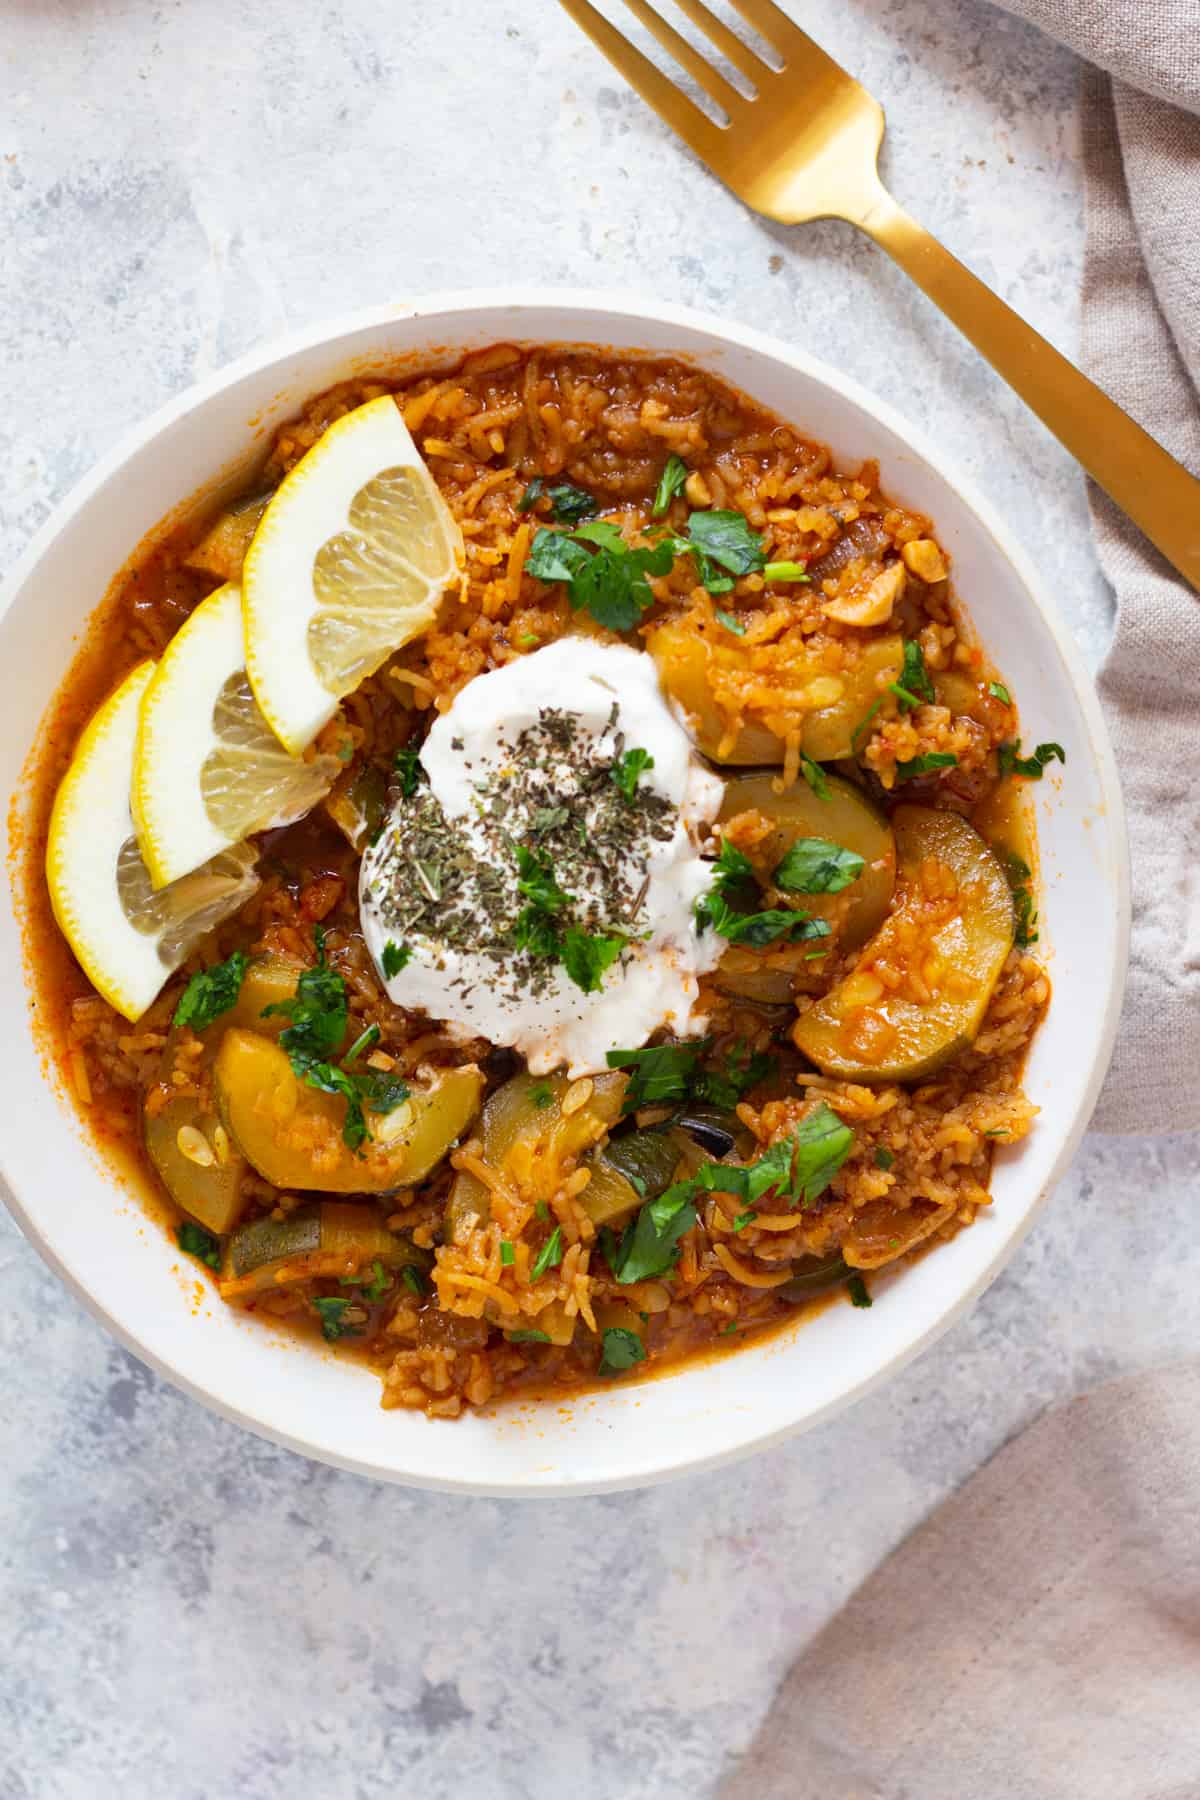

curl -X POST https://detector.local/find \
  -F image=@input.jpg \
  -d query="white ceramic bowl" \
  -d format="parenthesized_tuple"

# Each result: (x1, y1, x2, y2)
(0, 292, 1129, 1494)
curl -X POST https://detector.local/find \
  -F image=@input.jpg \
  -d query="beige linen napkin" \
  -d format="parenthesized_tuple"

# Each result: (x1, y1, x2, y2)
(1000, 2, 1200, 1133)
(718, 1363, 1200, 1799)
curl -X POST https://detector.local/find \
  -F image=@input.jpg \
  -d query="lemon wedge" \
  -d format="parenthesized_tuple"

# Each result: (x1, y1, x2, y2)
(131, 583, 341, 889)
(243, 395, 461, 754)
(46, 663, 261, 1023)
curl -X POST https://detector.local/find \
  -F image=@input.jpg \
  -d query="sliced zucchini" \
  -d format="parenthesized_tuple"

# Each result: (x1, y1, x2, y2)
(793, 806, 1014, 1082)
(145, 1094, 246, 1236)
(213, 1029, 483, 1192)
(775, 1253, 851, 1303)
(183, 493, 271, 583)
(647, 618, 903, 765)
(222, 1201, 431, 1296)
(718, 770, 896, 951)
(324, 763, 389, 852)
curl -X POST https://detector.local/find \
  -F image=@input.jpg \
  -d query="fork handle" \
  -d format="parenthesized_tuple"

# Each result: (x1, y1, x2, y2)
(860, 190, 1200, 592)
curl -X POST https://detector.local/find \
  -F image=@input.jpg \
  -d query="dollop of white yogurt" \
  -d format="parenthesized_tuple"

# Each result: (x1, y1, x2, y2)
(359, 637, 725, 1075)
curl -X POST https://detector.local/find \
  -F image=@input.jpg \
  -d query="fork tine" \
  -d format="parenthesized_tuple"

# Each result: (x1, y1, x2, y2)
(615, 0, 744, 114)
(670, 0, 773, 83)
(558, 0, 724, 160)
(723, 0, 809, 61)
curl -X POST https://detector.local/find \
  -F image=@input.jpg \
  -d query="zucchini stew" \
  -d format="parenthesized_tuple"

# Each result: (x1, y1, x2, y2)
(28, 347, 1055, 1418)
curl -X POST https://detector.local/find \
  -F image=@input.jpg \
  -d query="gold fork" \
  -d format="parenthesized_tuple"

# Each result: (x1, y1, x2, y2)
(557, 0, 1200, 591)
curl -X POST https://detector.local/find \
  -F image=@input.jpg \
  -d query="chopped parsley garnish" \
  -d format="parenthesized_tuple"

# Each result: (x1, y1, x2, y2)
(889, 640, 935, 712)
(343, 1023, 380, 1065)
(500, 1240, 515, 1267)
(402, 1265, 427, 1297)
(874, 1145, 895, 1170)
(526, 522, 674, 632)
(692, 1040, 775, 1109)
(509, 1329, 551, 1344)
(177, 1221, 221, 1270)
(607, 1106, 853, 1286)
(988, 680, 1012, 705)
(535, 1200, 551, 1221)
(546, 483, 598, 525)
(515, 476, 545, 513)
(1002, 850, 1039, 948)
(696, 836, 832, 945)
(686, 510, 766, 585)
(774, 838, 864, 895)
(529, 1082, 554, 1111)
(846, 1273, 873, 1308)
(173, 951, 249, 1033)
(514, 842, 571, 914)
(262, 934, 408, 1148)
(652, 454, 688, 516)
(598, 1327, 647, 1377)
(733, 1211, 757, 1232)
(313, 1296, 357, 1342)
(895, 751, 958, 782)
(394, 743, 423, 798)
(799, 754, 831, 800)
(341, 1259, 390, 1303)
(998, 739, 1066, 780)
(607, 1040, 709, 1114)
(531, 1226, 564, 1281)
(611, 746, 655, 800)
(561, 925, 627, 994)
(381, 939, 411, 979)
(715, 609, 746, 636)
(850, 698, 886, 754)
(604, 1182, 698, 1284)
(762, 560, 809, 583)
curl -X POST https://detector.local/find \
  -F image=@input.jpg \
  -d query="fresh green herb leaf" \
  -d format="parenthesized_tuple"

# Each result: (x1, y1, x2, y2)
(988, 680, 1012, 705)
(611, 746, 655, 801)
(773, 837, 865, 895)
(983, 1128, 1009, 1140)
(500, 1240, 515, 1267)
(708, 837, 756, 892)
(722, 1322, 739, 1336)
(607, 1041, 708, 1114)
(1001, 850, 1039, 948)
(289, 1057, 371, 1150)
(891, 640, 935, 712)
(531, 1226, 564, 1281)
(851, 698, 886, 754)
(514, 906, 561, 958)
(546, 483, 597, 526)
(313, 1296, 357, 1342)
(598, 1327, 647, 1377)
(895, 752, 958, 782)
(733, 1210, 757, 1231)
(518, 632, 540, 649)
(535, 1200, 551, 1222)
(509, 1329, 551, 1344)
(381, 939, 411, 979)
(652, 454, 688, 517)
(691, 1041, 775, 1109)
(177, 1220, 221, 1270)
(515, 842, 570, 913)
(529, 1082, 554, 1111)
(173, 951, 249, 1033)
(574, 538, 675, 632)
(402, 1265, 426, 1297)
(846, 1273, 873, 1308)
(515, 476, 545, 513)
(695, 1104, 854, 1210)
(715, 609, 746, 636)
(998, 739, 1066, 780)
(393, 744, 423, 798)
(526, 529, 594, 586)
(262, 931, 347, 1062)
(363, 1260, 389, 1303)
(799, 754, 831, 801)
(344, 1023, 380, 1065)
(686, 510, 766, 578)
(353, 1069, 411, 1114)
(607, 1182, 697, 1284)
(696, 890, 832, 946)
(874, 1146, 895, 1170)
(762, 560, 810, 583)
(561, 926, 627, 994)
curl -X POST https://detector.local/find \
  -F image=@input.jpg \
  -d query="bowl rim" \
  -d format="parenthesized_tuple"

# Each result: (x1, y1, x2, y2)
(0, 287, 1130, 1493)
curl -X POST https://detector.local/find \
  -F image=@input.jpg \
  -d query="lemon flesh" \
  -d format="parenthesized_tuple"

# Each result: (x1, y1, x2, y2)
(46, 663, 261, 1023)
(132, 583, 340, 889)
(243, 396, 461, 754)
